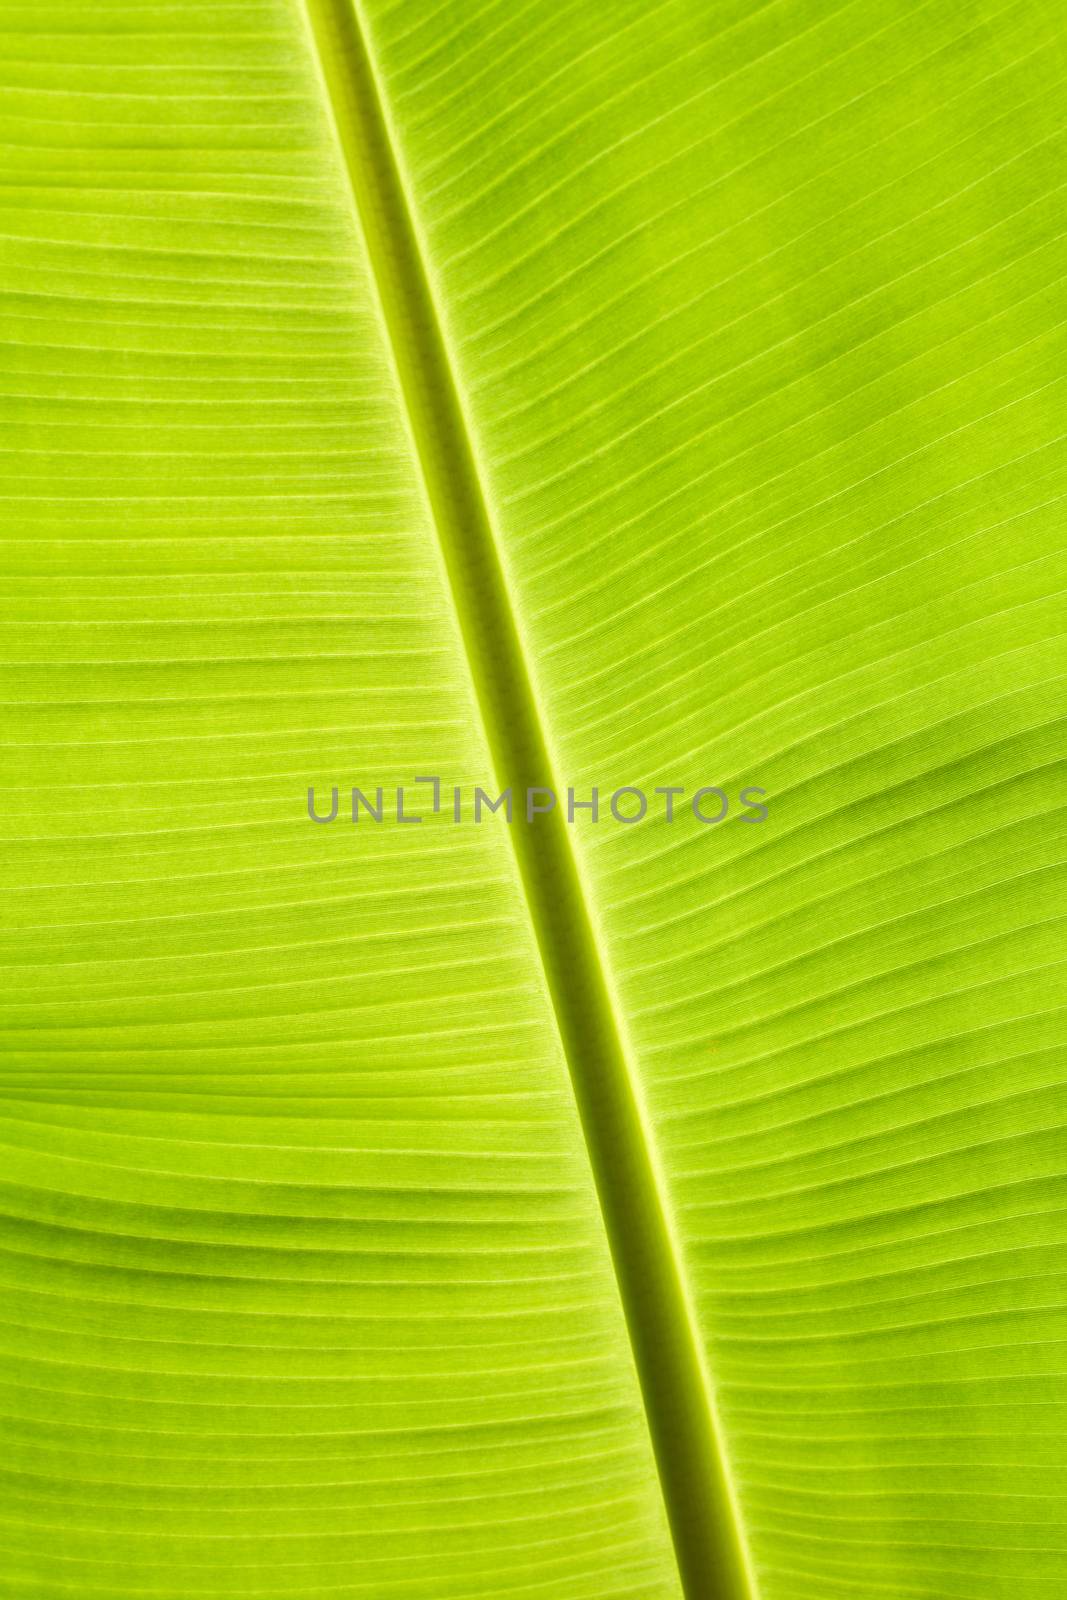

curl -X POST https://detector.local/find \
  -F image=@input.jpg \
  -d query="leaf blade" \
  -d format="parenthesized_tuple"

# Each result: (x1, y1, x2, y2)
(0, 2, 685, 1594)
(357, 0, 1067, 1592)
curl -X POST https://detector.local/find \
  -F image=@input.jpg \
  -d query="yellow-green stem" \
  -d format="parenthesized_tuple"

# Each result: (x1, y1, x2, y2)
(298, 4, 755, 1595)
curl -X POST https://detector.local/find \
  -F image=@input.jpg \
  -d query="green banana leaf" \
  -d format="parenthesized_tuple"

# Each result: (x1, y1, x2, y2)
(2, 0, 1065, 1596)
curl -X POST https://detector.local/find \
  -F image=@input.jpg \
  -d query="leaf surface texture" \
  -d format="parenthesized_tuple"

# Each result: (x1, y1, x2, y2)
(1, 2, 1065, 1598)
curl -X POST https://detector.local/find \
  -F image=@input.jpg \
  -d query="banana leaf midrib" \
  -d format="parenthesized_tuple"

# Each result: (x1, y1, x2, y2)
(297, 1, 753, 1595)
